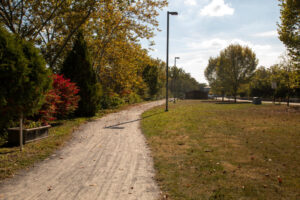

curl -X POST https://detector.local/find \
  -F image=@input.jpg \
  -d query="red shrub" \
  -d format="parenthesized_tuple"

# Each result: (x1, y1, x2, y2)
(38, 90, 61, 124)
(38, 74, 80, 124)
(53, 74, 80, 118)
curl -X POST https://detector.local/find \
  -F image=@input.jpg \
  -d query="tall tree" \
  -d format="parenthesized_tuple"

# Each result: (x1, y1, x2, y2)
(219, 44, 258, 102)
(204, 56, 227, 100)
(0, 0, 98, 70)
(61, 31, 101, 117)
(0, 26, 51, 120)
(249, 66, 273, 98)
(170, 66, 202, 99)
(84, 0, 168, 76)
(277, 0, 300, 63)
(0, 26, 51, 148)
(142, 64, 160, 98)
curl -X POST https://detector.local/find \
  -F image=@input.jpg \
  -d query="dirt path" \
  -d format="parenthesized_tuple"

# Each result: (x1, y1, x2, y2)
(0, 100, 164, 200)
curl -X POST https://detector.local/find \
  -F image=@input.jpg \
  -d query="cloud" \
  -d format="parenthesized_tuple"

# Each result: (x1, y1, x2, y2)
(187, 38, 273, 53)
(252, 30, 278, 37)
(184, 0, 197, 6)
(170, 37, 283, 83)
(199, 0, 234, 17)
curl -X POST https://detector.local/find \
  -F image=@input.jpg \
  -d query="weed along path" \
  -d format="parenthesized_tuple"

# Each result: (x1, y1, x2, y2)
(0, 100, 164, 200)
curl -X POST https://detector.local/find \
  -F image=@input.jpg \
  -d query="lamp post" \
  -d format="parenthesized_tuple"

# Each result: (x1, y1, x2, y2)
(166, 11, 178, 112)
(173, 57, 180, 103)
(174, 56, 180, 67)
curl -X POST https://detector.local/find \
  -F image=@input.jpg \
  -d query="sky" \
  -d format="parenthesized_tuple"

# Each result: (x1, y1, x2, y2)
(141, 0, 286, 84)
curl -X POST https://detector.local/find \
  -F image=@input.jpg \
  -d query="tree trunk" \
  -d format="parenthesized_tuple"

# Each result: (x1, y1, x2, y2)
(19, 113, 23, 151)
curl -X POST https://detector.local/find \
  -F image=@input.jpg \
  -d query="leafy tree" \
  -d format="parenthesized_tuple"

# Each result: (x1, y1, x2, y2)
(84, 0, 168, 75)
(204, 57, 227, 100)
(142, 65, 160, 98)
(249, 67, 273, 98)
(0, 26, 51, 142)
(170, 66, 203, 99)
(277, 0, 300, 62)
(0, 0, 97, 70)
(61, 31, 101, 117)
(219, 44, 258, 102)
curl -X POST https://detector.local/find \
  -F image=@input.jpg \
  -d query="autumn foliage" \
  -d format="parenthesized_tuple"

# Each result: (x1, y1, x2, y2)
(39, 74, 80, 123)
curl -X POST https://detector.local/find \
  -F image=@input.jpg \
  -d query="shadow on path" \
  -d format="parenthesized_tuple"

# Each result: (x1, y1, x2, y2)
(104, 111, 164, 129)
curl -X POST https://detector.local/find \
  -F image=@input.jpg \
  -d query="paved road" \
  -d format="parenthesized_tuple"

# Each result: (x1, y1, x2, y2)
(0, 101, 164, 200)
(215, 97, 300, 106)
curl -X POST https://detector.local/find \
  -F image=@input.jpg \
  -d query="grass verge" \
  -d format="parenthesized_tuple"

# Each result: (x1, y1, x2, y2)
(141, 100, 300, 200)
(0, 102, 144, 181)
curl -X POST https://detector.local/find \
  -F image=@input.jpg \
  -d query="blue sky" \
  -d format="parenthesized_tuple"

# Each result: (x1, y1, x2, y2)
(142, 0, 285, 84)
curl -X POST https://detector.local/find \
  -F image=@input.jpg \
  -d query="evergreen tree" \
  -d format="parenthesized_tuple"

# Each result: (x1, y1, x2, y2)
(0, 26, 51, 132)
(61, 31, 100, 117)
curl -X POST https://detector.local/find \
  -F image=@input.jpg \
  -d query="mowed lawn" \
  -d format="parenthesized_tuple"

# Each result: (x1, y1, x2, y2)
(141, 100, 300, 200)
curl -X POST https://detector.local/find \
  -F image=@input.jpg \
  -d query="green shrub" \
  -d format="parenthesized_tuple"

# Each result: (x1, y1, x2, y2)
(0, 26, 51, 137)
(100, 94, 125, 109)
(126, 93, 142, 104)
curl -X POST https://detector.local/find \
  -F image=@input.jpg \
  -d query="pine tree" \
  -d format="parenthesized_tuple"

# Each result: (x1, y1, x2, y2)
(61, 31, 101, 117)
(0, 26, 51, 135)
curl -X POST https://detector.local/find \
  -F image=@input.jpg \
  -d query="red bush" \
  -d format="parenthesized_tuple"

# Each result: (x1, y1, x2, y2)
(53, 74, 80, 118)
(38, 74, 80, 124)
(39, 90, 60, 124)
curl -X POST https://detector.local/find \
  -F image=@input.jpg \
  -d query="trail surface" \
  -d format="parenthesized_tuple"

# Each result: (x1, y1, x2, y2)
(0, 101, 164, 200)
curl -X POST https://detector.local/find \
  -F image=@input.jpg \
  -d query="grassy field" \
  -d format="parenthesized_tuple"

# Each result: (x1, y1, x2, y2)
(141, 100, 300, 200)
(0, 103, 141, 181)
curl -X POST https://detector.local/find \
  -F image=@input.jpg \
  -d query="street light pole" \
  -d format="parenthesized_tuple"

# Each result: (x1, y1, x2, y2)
(174, 56, 180, 67)
(173, 57, 180, 103)
(166, 11, 178, 112)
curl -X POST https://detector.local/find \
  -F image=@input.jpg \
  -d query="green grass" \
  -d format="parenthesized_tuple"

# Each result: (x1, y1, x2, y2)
(0, 102, 144, 181)
(141, 100, 300, 200)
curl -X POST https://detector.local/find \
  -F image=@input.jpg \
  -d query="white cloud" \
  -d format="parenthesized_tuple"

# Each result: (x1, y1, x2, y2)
(253, 30, 278, 37)
(199, 0, 234, 17)
(184, 0, 197, 6)
(173, 38, 283, 83)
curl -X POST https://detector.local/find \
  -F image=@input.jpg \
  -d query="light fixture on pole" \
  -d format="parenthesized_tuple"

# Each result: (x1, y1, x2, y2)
(174, 56, 180, 67)
(166, 11, 178, 112)
(173, 57, 180, 104)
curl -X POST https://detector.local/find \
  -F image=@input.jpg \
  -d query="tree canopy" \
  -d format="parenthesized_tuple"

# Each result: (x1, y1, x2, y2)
(277, 0, 300, 63)
(0, 26, 51, 127)
(205, 44, 258, 102)
(170, 66, 204, 99)
(61, 31, 101, 117)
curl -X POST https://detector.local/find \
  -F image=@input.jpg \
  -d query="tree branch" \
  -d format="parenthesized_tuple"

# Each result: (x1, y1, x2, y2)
(49, 3, 96, 69)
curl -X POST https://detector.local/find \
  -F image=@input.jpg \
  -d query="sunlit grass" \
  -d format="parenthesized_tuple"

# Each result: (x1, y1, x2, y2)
(142, 100, 300, 200)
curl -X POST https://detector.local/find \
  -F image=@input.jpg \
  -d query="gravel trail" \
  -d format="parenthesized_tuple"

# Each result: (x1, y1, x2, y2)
(0, 100, 164, 200)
